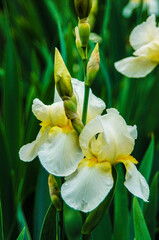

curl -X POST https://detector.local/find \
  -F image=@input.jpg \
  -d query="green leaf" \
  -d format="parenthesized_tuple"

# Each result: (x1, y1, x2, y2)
(16, 228, 25, 240)
(92, 212, 112, 240)
(40, 204, 56, 240)
(0, 201, 4, 240)
(113, 164, 129, 240)
(17, 203, 31, 240)
(133, 198, 151, 240)
(139, 134, 154, 182)
(82, 167, 117, 235)
(143, 172, 159, 240)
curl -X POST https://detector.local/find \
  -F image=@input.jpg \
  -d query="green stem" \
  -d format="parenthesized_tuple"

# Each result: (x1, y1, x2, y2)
(81, 212, 91, 240)
(82, 84, 90, 125)
(59, 177, 64, 240)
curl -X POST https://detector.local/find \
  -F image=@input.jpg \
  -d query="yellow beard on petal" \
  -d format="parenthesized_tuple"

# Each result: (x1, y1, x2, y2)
(40, 118, 73, 135)
(114, 155, 138, 165)
(131, 0, 147, 3)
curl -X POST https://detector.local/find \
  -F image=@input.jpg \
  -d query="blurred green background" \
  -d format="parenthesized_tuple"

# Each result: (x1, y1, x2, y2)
(0, 0, 159, 239)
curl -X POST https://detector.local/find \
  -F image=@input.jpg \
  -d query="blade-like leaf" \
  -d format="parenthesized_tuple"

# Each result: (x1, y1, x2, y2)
(133, 198, 151, 240)
(139, 134, 154, 182)
(17, 203, 31, 240)
(16, 228, 25, 240)
(113, 164, 129, 240)
(143, 172, 159, 240)
(40, 204, 56, 240)
(82, 167, 117, 235)
(0, 201, 4, 240)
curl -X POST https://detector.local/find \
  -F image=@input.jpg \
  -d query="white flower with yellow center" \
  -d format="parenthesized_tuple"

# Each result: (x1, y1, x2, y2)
(115, 14, 159, 78)
(19, 78, 106, 176)
(61, 108, 149, 212)
(123, 0, 159, 18)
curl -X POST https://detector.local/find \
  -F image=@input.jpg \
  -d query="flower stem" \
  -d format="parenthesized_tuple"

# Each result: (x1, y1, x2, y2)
(82, 59, 90, 125)
(59, 177, 64, 240)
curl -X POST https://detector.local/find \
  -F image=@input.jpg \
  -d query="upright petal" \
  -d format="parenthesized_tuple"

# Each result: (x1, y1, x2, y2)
(32, 98, 50, 121)
(61, 160, 114, 212)
(19, 127, 50, 162)
(124, 161, 149, 201)
(80, 108, 136, 163)
(129, 14, 158, 50)
(114, 56, 157, 78)
(97, 109, 135, 162)
(79, 117, 103, 158)
(71, 78, 106, 122)
(38, 127, 83, 176)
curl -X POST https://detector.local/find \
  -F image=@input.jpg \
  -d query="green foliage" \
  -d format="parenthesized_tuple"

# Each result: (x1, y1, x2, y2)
(40, 204, 56, 240)
(0, 0, 159, 239)
(133, 198, 151, 240)
(16, 228, 25, 240)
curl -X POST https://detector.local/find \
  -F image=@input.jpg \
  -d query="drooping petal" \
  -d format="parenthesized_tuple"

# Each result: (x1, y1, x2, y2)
(114, 56, 157, 78)
(61, 160, 114, 212)
(19, 127, 50, 162)
(32, 98, 50, 121)
(129, 14, 159, 50)
(124, 161, 149, 201)
(71, 78, 106, 122)
(38, 127, 83, 176)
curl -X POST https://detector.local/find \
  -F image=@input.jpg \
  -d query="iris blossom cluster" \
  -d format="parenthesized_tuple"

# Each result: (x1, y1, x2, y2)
(19, 48, 149, 212)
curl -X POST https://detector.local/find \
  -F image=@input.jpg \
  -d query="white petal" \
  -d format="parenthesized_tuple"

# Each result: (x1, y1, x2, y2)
(124, 161, 149, 201)
(32, 98, 50, 121)
(97, 109, 136, 162)
(122, 2, 138, 18)
(114, 56, 157, 78)
(129, 14, 159, 50)
(49, 101, 68, 127)
(127, 125, 137, 140)
(134, 40, 159, 62)
(80, 108, 136, 163)
(38, 127, 83, 176)
(61, 160, 114, 212)
(148, 0, 159, 16)
(19, 127, 50, 162)
(54, 88, 61, 103)
(79, 117, 103, 158)
(71, 78, 106, 122)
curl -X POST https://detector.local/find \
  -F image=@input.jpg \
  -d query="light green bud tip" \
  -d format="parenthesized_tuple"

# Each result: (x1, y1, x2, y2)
(85, 43, 99, 87)
(48, 174, 62, 211)
(54, 48, 73, 98)
(74, 0, 92, 19)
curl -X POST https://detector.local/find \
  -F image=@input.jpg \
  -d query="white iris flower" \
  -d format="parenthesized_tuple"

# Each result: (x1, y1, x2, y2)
(19, 78, 105, 176)
(61, 108, 149, 212)
(123, 0, 159, 18)
(115, 14, 159, 78)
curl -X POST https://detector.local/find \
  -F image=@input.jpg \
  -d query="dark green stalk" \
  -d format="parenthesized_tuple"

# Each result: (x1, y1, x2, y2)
(82, 59, 90, 125)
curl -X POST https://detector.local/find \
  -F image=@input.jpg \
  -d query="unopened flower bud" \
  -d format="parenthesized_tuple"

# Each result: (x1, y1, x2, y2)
(85, 43, 99, 87)
(74, 0, 92, 19)
(54, 48, 73, 98)
(78, 18, 90, 47)
(48, 174, 62, 211)
(75, 27, 87, 59)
